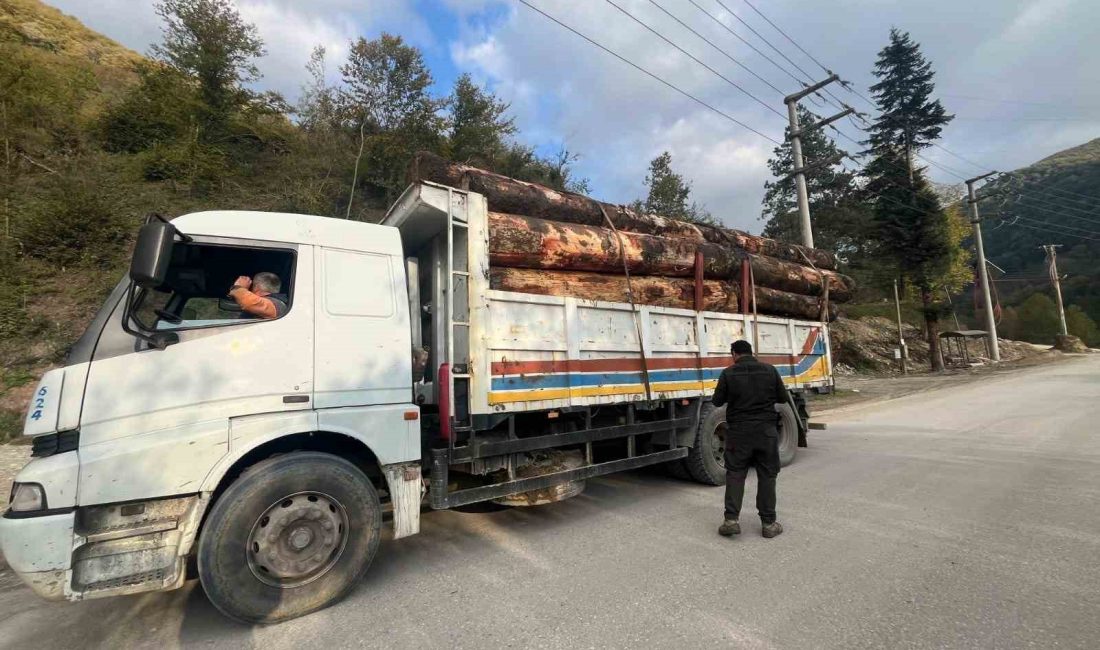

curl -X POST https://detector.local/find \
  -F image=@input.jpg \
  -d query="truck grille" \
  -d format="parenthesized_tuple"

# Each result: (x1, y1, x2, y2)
(31, 430, 80, 458)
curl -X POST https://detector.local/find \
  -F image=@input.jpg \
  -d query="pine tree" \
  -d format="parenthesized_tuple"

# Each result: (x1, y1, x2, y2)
(866, 28, 953, 178)
(865, 29, 957, 371)
(760, 105, 874, 262)
(639, 151, 713, 225)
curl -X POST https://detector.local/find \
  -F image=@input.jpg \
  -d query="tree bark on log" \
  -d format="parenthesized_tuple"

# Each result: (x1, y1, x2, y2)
(409, 151, 838, 270)
(489, 267, 837, 321)
(488, 211, 853, 301)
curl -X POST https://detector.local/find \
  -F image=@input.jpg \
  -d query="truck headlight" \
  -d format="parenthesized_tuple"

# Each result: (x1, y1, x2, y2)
(9, 483, 46, 513)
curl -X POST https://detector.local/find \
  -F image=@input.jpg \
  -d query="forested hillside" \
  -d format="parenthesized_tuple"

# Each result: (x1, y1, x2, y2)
(0, 0, 589, 438)
(978, 139, 1100, 345)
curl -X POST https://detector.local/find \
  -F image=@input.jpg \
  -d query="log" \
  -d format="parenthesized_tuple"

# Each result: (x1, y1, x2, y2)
(409, 151, 838, 270)
(488, 211, 854, 301)
(489, 267, 837, 321)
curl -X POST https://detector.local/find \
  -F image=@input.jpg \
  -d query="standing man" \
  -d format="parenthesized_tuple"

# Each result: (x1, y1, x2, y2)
(711, 340, 787, 539)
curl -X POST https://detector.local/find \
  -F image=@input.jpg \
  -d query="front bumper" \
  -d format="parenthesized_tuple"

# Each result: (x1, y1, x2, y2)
(0, 494, 205, 602)
(0, 511, 75, 600)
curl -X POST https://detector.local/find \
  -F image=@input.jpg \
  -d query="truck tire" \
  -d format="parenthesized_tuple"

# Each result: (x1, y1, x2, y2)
(197, 451, 382, 624)
(685, 403, 727, 485)
(777, 403, 798, 467)
(665, 458, 693, 481)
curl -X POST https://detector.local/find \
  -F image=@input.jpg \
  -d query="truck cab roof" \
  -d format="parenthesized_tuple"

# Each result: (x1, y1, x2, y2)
(172, 210, 400, 251)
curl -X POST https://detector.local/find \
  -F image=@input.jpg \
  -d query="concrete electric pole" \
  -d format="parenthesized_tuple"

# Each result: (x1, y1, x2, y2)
(965, 172, 1000, 362)
(1042, 244, 1068, 336)
(893, 278, 908, 375)
(783, 75, 854, 249)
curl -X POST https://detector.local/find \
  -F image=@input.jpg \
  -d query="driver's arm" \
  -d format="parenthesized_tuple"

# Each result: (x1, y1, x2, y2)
(229, 276, 277, 319)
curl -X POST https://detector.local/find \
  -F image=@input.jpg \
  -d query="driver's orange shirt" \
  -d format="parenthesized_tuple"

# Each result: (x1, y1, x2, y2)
(230, 288, 277, 319)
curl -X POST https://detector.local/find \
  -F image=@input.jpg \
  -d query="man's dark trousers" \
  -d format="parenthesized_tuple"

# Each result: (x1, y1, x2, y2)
(723, 423, 780, 523)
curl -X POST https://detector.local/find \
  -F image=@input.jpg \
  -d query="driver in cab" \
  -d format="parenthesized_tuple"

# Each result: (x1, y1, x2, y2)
(229, 272, 288, 320)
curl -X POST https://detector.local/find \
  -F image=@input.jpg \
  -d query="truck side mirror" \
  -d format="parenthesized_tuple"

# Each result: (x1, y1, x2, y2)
(130, 221, 178, 288)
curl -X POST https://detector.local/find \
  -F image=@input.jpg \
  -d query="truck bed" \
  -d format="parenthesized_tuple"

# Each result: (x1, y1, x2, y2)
(474, 289, 831, 415)
(385, 181, 833, 420)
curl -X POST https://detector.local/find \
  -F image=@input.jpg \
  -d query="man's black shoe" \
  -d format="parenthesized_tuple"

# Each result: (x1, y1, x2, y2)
(761, 521, 784, 538)
(718, 519, 741, 536)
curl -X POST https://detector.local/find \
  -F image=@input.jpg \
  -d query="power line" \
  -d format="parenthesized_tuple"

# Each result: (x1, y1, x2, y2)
(684, 0, 803, 87)
(713, 0, 817, 83)
(645, 0, 786, 96)
(1000, 192, 1100, 224)
(741, 0, 832, 76)
(996, 213, 1100, 238)
(602, 0, 787, 120)
(998, 172, 1100, 203)
(1005, 196, 1100, 226)
(513, 0, 783, 145)
(996, 218, 1100, 242)
(733, 0, 1002, 178)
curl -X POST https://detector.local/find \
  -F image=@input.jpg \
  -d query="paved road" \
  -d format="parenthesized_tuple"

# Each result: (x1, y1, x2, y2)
(1, 356, 1098, 649)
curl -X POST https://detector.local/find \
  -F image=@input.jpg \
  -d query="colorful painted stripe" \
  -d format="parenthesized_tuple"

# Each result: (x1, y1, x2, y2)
(488, 329, 828, 405)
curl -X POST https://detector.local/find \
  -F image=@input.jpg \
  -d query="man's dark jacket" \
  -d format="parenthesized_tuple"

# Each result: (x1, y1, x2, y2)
(711, 355, 788, 431)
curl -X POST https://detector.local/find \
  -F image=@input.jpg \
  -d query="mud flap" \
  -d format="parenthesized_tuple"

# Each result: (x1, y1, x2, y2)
(383, 462, 424, 540)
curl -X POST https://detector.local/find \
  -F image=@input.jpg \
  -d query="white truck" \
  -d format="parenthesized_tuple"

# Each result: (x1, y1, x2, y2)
(0, 181, 832, 623)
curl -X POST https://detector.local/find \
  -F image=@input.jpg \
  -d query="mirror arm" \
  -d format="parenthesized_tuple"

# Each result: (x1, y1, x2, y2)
(144, 213, 193, 243)
(120, 281, 176, 350)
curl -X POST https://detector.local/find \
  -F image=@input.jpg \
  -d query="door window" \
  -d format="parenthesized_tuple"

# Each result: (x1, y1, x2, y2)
(130, 242, 296, 332)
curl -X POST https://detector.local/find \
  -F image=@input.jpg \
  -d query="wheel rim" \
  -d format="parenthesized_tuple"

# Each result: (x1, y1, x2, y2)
(711, 421, 727, 469)
(246, 491, 349, 589)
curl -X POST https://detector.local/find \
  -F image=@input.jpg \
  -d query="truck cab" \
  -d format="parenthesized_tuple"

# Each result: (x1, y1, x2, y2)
(1, 211, 424, 621)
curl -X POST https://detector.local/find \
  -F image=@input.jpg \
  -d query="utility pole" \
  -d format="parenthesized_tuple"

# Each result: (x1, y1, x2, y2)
(1042, 244, 1068, 335)
(893, 278, 908, 375)
(965, 172, 1000, 361)
(783, 74, 854, 249)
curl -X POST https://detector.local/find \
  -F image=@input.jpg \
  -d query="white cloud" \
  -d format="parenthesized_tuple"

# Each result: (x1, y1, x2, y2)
(446, 0, 1100, 232)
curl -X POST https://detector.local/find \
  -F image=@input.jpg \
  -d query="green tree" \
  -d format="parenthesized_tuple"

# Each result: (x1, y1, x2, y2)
(866, 28, 953, 179)
(447, 73, 515, 166)
(865, 29, 957, 371)
(298, 45, 340, 134)
(638, 151, 713, 225)
(760, 105, 874, 262)
(339, 34, 446, 210)
(340, 34, 444, 133)
(1002, 293, 1060, 343)
(101, 63, 200, 153)
(1066, 304, 1099, 346)
(151, 0, 265, 134)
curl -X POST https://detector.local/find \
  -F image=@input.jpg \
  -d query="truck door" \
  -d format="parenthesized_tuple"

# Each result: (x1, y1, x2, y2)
(313, 247, 411, 408)
(76, 240, 314, 504)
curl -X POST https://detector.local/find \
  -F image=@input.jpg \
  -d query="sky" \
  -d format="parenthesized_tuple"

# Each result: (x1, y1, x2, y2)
(47, 0, 1100, 233)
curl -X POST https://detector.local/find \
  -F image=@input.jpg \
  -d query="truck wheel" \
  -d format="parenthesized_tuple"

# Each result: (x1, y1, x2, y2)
(685, 403, 726, 485)
(777, 404, 798, 467)
(197, 452, 381, 624)
(665, 458, 692, 481)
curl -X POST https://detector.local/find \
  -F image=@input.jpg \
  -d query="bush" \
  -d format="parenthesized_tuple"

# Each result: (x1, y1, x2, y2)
(141, 140, 227, 189)
(15, 182, 131, 268)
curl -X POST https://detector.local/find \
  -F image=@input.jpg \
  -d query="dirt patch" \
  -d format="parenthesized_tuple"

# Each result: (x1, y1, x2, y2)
(829, 316, 1045, 376)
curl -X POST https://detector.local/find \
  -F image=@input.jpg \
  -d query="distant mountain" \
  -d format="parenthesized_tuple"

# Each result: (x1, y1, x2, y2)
(980, 137, 1100, 325)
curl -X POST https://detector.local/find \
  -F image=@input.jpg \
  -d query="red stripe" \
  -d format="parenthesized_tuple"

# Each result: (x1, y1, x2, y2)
(800, 328, 820, 355)
(492, 356, 718, 375)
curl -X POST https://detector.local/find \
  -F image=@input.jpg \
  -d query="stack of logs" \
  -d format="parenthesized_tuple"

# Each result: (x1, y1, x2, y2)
(409, 152, 854, 321)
